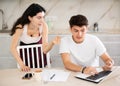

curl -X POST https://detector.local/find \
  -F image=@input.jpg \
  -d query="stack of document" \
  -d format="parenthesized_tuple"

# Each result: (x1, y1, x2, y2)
(42, 69, 70, 82)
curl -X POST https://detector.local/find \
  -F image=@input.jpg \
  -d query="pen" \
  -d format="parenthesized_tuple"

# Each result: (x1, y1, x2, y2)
(50, 74, 55, 80)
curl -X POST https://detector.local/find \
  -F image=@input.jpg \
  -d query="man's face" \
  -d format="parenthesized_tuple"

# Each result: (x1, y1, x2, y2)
(70, 25, 87, 43)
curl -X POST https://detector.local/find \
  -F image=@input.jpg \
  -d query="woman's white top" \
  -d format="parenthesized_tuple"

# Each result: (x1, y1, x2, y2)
(20, 25, 42, 44)
(59, 34, 106, 67)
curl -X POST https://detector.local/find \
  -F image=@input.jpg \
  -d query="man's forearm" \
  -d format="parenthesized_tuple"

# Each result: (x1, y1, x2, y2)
(64, 61, 83, 72)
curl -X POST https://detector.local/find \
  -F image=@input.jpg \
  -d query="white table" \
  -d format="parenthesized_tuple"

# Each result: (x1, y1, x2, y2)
(0, 67, 120, 86)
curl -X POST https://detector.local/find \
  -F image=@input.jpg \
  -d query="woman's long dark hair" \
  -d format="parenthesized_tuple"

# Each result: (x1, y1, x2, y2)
(10, 3, 46, 36)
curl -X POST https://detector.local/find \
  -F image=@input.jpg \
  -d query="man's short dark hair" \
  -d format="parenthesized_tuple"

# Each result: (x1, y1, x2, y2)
(69, 14, 88, 28)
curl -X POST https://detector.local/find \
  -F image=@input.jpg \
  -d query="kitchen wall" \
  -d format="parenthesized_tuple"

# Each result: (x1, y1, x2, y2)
(0, 0, 120, 33)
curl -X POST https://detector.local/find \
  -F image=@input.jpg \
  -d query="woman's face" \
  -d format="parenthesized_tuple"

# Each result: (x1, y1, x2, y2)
(70, 25, 87, 43)
(29, 11, 45, 28)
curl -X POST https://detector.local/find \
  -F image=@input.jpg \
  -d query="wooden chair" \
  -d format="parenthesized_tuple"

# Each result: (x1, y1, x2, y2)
(17, 44, 51, 68)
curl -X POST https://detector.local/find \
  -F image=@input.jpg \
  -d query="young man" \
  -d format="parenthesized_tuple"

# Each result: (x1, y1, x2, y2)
(59, 14, 114, 75)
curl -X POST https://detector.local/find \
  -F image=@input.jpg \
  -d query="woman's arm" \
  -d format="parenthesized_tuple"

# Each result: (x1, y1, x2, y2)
(42, 20, 60, 53)
(43, 36, 60, 54)
(10, 29, 30, 71)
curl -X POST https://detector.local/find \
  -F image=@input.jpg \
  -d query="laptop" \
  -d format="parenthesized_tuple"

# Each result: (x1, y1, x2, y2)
(75, 67, 116, 84)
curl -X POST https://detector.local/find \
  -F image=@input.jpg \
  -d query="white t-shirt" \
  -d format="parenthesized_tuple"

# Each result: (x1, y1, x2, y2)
(20, 24, 42, 44)
(59, 34, 106, 67)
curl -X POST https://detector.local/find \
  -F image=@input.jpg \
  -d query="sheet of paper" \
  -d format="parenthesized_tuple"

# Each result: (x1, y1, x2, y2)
(42, 69, 70, 82)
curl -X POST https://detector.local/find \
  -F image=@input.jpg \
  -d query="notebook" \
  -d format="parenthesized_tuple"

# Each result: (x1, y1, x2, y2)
(75, 69, 112, 83)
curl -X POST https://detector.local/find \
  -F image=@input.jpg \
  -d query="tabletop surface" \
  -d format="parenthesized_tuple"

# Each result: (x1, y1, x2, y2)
(0, 67, 120, 86)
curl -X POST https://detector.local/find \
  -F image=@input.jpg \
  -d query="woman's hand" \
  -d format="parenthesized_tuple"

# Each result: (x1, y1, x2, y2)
(52, 36, 61, 45)
(20, 64, 30, 72)
(42, 36, 61, 54)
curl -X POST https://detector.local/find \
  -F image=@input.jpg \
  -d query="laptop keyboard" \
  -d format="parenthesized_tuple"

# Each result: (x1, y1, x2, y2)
(86, 71, 112, 80)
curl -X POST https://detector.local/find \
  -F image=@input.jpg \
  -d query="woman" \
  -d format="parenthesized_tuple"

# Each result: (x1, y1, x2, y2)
(10, 3, 60, 72)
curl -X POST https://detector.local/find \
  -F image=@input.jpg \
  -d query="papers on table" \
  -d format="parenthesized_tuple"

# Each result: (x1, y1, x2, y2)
(42, 69, 70, 82)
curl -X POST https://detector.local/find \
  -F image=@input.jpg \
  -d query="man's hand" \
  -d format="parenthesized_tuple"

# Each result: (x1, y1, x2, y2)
(103, 60, 114, 71)
(83, 66, 98, 75)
